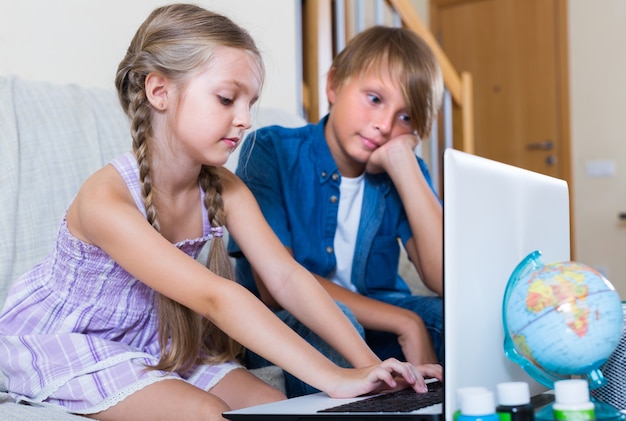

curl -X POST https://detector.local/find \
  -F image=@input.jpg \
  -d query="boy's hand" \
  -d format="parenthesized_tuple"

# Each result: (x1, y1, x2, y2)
(365, 133, 419, 175)
(396, 313, 439, 366)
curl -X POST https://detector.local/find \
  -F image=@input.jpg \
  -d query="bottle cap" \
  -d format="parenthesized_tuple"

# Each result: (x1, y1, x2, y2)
(554, 379, 590, 404)
(496, 382, 530, 406)
(461, 389, 496, 416)
(457, 387, 489, 410)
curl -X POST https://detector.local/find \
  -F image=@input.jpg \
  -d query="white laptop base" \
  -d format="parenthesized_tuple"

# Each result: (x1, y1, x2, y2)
(224, 389, 442, 420)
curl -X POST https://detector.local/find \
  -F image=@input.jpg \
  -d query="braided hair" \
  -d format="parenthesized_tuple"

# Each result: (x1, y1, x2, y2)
(114, 3, 263, 373)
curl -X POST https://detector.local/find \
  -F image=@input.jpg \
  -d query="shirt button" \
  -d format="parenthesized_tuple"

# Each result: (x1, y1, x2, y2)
(330, 195, 338, 203)
(332, 173, 339, 181)
(326, 246, 333, 254)
(321, 171, 327, 178)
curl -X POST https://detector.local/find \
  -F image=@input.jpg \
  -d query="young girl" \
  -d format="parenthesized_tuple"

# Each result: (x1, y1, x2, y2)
(0, 4, 441, 421)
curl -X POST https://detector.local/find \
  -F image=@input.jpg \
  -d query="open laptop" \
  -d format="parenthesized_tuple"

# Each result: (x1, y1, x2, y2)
(224, 148, 570, 421)
(442, 149, 569, 420)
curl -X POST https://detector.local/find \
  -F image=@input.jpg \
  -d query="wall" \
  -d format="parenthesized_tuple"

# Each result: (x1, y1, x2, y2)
(2, 0, 625, 297)
(568, 1, 626, 297)
(0, 0, 301, 115)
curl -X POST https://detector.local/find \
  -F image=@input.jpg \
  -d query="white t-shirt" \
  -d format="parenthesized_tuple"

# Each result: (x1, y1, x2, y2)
(329, 173, 365, 292)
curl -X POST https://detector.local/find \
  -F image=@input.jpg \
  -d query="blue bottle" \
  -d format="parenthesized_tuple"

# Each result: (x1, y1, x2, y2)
(457, 389, 500, 421)
(454, 387, 490, 421)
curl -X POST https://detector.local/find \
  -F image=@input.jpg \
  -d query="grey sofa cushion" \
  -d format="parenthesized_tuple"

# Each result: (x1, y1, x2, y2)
(0, 75, 131, 307)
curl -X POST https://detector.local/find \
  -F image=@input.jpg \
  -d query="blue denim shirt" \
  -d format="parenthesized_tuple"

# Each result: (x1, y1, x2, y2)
(228, 115, 438, 297)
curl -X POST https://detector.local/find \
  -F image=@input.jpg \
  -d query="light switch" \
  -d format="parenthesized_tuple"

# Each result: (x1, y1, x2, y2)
(585, 160, 616, 178)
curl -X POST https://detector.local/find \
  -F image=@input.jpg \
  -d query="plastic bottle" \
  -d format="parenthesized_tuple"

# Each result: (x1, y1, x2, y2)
(454, 387, 490, 421)
(552, 379, 595, 421)
(496, 382, 535, 421)
(457, 389, 500, 421)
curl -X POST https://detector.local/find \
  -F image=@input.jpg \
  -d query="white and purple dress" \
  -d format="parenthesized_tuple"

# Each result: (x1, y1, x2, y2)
(0, 152, 239, 414)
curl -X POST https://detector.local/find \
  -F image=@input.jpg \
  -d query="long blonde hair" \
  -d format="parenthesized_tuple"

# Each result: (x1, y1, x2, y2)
(114, 3, 264, 373)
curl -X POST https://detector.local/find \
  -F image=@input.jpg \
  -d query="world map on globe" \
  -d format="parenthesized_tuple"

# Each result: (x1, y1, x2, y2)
(503, 250, 623, 389)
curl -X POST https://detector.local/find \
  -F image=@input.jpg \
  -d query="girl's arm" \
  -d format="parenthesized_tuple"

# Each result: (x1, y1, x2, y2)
(250, 253, 438, 365)
(222, 170, 381, 370)
(69, 165, 436, 396)
(367, 135, 443, 297)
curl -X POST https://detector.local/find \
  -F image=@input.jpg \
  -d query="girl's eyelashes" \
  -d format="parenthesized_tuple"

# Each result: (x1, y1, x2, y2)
(249, 97, 259, 109)
(219, 94, 259, 109)
(218, 96, 234, 106)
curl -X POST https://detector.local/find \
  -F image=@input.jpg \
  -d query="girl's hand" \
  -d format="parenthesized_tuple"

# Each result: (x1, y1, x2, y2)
(327, 359, 443, 398)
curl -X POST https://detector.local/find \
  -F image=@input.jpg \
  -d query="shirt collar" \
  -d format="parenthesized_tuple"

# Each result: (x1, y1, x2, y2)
(312, 114, 341, 185)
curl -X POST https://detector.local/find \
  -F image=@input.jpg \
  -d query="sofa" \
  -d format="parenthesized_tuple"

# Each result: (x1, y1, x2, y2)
(0, 75, 434, 420)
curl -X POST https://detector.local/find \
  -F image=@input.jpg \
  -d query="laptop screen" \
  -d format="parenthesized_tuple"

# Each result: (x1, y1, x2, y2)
(442, 149, 570, 420)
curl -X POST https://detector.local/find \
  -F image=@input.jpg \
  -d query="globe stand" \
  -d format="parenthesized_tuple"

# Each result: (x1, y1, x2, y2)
(534, 399, 625, 421)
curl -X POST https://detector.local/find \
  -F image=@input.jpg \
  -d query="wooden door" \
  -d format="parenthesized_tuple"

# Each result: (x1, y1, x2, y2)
(430, 0, 571, 183)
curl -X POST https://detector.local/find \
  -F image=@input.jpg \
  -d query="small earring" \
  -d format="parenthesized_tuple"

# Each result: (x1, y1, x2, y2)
(158, 103, 165, 110)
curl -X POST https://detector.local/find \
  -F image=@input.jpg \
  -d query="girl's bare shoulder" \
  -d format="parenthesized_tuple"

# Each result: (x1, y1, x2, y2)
(67, 164, 139, 243)
(78, 164, 134, 205)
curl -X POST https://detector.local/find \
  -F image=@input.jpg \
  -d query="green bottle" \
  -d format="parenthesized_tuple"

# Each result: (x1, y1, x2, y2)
(552, 380, 595, 421)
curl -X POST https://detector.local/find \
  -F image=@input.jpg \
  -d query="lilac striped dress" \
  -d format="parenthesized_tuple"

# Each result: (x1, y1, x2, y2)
(0, 152, 240, 414)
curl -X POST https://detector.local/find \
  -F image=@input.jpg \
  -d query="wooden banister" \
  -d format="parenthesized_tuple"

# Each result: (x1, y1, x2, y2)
(302, 0, 333, 123)
(386, 0, 461, 103)
(461, 71, 474, 154)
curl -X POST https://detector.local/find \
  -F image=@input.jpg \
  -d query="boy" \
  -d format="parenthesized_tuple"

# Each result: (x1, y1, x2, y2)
(229, 25, 444, 397)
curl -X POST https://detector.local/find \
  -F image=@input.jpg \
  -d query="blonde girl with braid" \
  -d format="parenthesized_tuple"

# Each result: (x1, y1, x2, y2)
(0, 4, 441, 420)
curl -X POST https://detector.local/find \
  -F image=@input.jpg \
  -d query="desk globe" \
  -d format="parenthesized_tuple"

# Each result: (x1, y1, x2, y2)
(502, 250, 624, 420)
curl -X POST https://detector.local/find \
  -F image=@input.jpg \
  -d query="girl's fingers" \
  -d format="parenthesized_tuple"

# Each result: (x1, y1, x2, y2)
(378, 359, 424, 391)
(372, 362, 398, 388)
(415, 363, 443, 381)
(378, 359, 444, 393)
(351, 360, 443, 398)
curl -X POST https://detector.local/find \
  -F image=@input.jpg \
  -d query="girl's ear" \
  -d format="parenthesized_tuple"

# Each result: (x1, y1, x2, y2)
(145, 72, 169, 111)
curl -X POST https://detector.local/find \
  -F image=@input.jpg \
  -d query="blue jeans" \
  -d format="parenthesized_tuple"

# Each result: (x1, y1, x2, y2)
(244, 295, 442, 398)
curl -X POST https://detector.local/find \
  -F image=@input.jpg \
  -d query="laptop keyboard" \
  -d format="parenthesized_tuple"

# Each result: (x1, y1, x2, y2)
(318, 381, 443, 413)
